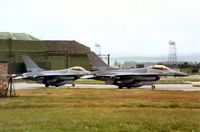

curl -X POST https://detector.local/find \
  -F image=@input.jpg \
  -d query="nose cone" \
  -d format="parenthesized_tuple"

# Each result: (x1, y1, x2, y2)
(174, 71, 188, 77)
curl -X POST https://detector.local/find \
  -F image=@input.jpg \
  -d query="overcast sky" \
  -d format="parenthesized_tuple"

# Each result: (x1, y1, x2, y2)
(0, 0, 200, 57)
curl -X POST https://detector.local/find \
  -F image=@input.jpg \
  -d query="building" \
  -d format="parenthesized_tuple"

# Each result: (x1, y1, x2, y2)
(0, 32, 92, 73)
(0, 61, 8, 96)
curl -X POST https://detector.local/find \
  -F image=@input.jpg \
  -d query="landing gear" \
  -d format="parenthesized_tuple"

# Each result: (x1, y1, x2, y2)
(118, 85, 123, 89)
(117, 84, 133, 89)
(72, 83, 75, 87)
(127, 86, 132, 89)
(45, 83, 49, 88)
(151, 84, 155, 89)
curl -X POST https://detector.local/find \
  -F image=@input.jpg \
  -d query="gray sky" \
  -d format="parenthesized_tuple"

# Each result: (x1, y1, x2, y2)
(0, 0, 200, 56)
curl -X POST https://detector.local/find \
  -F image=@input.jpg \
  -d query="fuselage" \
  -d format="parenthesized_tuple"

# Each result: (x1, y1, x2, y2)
(89, 65, 188, 88)
(21, 67, 90, 87)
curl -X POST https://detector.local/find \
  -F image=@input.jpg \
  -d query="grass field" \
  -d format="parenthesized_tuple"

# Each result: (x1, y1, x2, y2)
(0, 88, 199, 131)
(193, 85, 200, 87)
(156, 77, 200, 84)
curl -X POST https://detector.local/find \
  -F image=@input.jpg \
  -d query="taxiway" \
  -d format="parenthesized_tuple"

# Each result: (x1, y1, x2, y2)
(14, 83, 200, 91)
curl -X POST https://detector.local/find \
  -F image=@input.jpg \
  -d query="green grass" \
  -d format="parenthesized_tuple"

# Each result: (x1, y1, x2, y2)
(193, 85, 200, 87)
(0, 88, 199, 131)
(156, 77, 200, 84)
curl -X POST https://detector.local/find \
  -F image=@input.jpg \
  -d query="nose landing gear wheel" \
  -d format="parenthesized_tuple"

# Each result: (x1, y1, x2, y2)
(151, 84, 155, 89)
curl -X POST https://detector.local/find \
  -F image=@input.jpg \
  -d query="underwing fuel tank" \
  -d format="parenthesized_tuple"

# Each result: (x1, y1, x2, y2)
(52, 80, 74, 87)
(133, 76, 159, 81)
(124, 82, 143, 87)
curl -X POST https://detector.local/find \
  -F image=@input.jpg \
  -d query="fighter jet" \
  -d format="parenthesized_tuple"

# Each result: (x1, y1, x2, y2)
(15, 55, 90, 87)
(83, 52, 188, 89)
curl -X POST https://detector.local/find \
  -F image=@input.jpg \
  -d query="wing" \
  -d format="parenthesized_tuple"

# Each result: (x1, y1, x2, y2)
(34, 73, 79, 77)
(15, 72, 81, 81)
(114, 72, 160, 77)
(82, 72, 160, 79)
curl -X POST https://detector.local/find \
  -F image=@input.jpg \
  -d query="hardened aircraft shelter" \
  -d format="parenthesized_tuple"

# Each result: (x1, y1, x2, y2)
(0, 32, 92, 73)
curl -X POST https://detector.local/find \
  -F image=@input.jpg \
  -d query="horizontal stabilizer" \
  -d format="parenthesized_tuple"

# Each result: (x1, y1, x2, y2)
(13, 76, 27, 80)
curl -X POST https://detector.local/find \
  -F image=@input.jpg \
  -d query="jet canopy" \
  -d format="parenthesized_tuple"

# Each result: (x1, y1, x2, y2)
(149, 65, 170, 70)
(69, 66, 87, 71)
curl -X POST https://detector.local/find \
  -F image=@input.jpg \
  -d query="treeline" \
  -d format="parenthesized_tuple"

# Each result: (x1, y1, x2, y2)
(161, 62, 200, 74)
(114, 60, 200, 74)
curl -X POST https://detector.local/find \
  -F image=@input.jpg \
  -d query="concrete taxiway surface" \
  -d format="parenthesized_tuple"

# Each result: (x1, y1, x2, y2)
(14, 83, 200, 91)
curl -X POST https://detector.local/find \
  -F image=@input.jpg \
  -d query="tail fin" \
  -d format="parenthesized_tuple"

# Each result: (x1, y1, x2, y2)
(87, 52, 113, 71)
(22, 55, 44, 72)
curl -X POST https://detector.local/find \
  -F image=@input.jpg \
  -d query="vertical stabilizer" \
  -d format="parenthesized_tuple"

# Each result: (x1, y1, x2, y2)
(22, 55, 44, 72)
(87, 52, 113, 71)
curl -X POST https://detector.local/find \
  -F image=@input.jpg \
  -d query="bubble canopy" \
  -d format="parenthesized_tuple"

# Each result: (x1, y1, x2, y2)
(149, 65, 170, 70)
(69, 66, 87, 71)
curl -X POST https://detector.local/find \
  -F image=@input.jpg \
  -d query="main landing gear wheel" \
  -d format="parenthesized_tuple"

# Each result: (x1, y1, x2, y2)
(45, 84, 49, 88)
(72, 83, 75, 87)
(118, 85, 123, 89)
(151, 84, 155, 89)
(127, 86, 131, 89)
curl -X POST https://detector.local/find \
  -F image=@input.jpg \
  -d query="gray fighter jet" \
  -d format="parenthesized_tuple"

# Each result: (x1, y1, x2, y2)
(83, 52, 188, 89)
(15, 55, 90, 87)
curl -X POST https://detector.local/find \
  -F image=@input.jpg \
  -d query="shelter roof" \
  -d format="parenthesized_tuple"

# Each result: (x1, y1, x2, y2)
(0, 32, 39, 40)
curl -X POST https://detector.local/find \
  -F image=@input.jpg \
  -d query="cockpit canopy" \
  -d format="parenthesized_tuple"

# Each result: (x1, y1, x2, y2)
(149, 65, 170, 70)
(69, 66, 87, 71)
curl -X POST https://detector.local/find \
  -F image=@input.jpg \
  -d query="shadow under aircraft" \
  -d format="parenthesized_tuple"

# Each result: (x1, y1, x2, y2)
(82, 52, 188, 89)
(15, 55, 90, 87)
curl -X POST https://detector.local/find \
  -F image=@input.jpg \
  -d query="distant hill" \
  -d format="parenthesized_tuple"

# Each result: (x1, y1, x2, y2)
(111, 54, 200, 65)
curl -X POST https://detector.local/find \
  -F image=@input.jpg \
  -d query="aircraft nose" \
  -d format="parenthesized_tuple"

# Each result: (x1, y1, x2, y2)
(174, 71, 188, 77)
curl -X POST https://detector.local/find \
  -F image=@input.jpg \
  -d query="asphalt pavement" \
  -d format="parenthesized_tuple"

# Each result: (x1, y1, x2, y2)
(14, 83, 200, 91)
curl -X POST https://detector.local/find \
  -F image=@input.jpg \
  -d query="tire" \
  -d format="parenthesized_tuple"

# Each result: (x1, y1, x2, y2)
(118, 85, 123, 89)
(151, 84, 155, 89)
(45, 84, 49, 88)
(127, 86, 131, 89)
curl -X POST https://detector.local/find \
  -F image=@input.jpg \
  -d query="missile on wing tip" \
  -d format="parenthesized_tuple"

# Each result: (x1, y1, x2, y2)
(81, 75, 96, 79)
